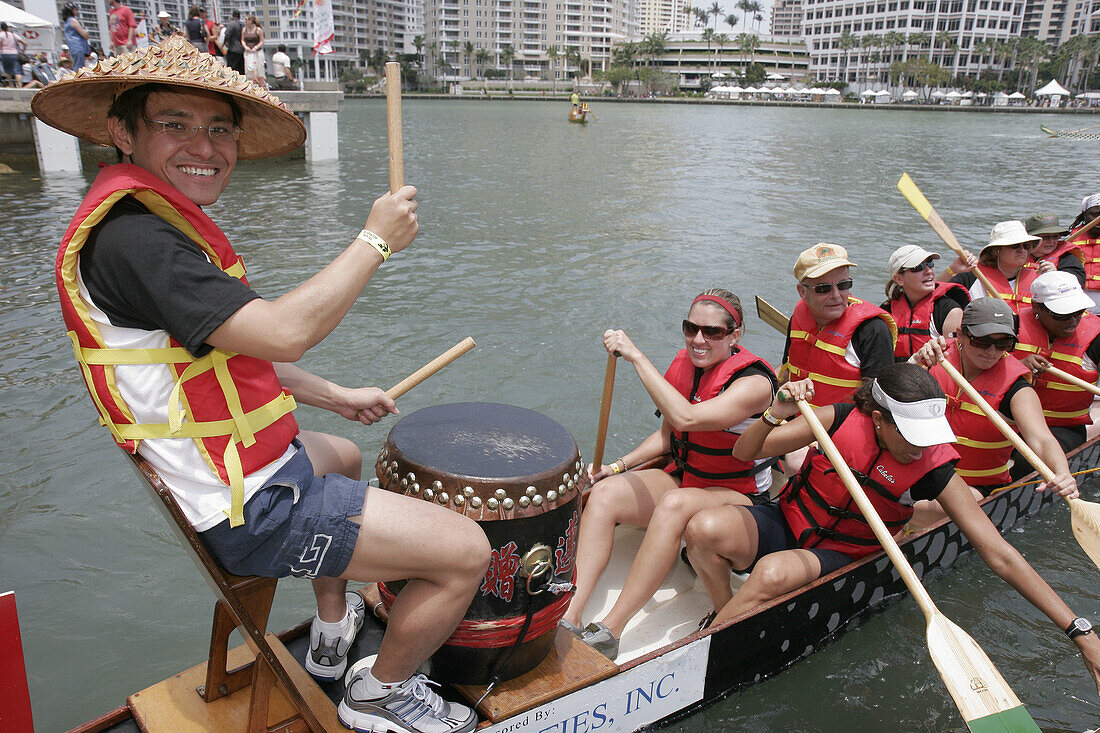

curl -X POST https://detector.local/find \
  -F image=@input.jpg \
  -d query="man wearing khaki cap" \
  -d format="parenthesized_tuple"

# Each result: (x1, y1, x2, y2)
(781, 244, 897, 407)
(33, 37, 486, 733)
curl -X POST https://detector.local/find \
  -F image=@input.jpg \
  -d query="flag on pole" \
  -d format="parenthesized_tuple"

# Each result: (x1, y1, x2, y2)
(135, 17, 149, 47)
(312, 0, 334, 55)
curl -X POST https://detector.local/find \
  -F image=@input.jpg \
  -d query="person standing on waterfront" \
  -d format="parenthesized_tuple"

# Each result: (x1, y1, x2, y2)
(270, 44, 296, 90)
(782, 244, 896, 406)
(0, 22, 27, 87)
(222, 10, 244, 74)
(32, 36, 487, 733)
(881, 244, 972, 361)
(107, 0, 137, 55)
(563, 290, 778, 659)
(1024, 213, 1083, 285)
(242, 15, 265, 86)
(1068, 195, 1100, 312)
(950, 220, 1051, 313)
(184, 6, 210, 52)
(62, 4, 91, 70)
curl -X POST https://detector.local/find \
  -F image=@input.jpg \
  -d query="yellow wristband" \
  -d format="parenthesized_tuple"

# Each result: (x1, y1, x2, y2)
(761, 409, 783, 428)
(355, 229, 391, 262)
(944, 265, 954, 276)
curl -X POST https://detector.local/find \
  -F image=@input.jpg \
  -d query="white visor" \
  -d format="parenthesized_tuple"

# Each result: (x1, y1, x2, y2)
(871, 379, 956, 447)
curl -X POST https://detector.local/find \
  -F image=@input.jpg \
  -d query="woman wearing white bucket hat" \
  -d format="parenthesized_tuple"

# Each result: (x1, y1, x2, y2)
(949, 220, 1053, 314)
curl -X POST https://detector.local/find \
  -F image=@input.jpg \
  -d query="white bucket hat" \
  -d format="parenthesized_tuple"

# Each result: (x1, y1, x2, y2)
(1031, 271, 1095, 314)
(979, 220, 1040, 258)
(871, 379, 955, 447)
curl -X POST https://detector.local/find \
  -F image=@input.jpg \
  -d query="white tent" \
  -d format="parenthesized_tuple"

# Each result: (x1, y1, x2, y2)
(823, 88, 841, 96)
(742, 86, 760, 93)
(901, 89, 919, 99)
(1034, 79, 1071, 96)
(0, 1, 57, 55)
(794, 86, 812, 94)
(930, 90, 947, 98)
(729, 85, 745, 93)
(1008, 91, 1027, 99)
(860, 89, 877, 97)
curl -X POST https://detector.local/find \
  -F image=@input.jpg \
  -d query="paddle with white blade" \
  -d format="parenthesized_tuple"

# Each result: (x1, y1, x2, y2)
(936, 357, 1100, 572)
(795, 399, 1040, 732)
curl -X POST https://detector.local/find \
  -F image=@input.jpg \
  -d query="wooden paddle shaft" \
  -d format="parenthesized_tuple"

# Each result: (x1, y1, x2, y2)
(937, 359, 1056, 484)
(1043, 365, 1100, 397)
(795, 401, 940, 616)
(385, 62, 404, 193)
(925, 209, 1008, 306)
(592, 353, 617, 469)
(385, 337, 476, 399)
(1067, 213, 1100, 243)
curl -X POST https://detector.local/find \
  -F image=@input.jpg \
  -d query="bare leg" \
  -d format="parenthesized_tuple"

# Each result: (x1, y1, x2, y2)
(684, 505, 759, 613)
(563, 469, 678, 627)
(599, 487, 752, 637)
(714, 550, 824, 623)
(341, 488, 490, 683)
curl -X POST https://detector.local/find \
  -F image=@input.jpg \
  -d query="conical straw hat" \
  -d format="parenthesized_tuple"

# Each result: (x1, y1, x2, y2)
(32, 36, 306, 159)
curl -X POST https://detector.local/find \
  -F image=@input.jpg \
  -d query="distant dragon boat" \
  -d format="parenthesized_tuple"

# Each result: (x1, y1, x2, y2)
(58, 433, 1100, 733)
(569, 106, 589, 124)
(1040, 123, 1100, 140)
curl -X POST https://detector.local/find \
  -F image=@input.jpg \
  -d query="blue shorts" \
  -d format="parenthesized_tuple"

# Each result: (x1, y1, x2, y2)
(1, 55, 20, 77)
(735, 502, 851, 577)
(200, 442, 367, 579)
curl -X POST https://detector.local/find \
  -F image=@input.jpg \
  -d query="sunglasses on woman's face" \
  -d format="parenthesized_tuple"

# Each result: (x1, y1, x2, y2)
(964, 329, 1017, 351)
(902, 259, 936, 273)
(1043, 306, 1086, 322)
(682, 320, 733, 340)
(803, 278, 854, 294)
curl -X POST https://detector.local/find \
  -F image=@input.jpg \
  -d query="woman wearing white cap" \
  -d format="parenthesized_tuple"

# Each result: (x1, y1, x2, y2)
(881, 244, 972, 361)
(1068, 195, 1100, 313)
(684, 364, 1099, 696)
(1013, 271, 1100, 456)
(912, 298, 1076, 498)
(949, 220, 1053, 314)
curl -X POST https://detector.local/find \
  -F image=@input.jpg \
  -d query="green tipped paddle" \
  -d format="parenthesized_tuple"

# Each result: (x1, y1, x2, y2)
(795, 399, 1040, 732)
(896, 173, 1009, 308)
(937, 357, 1100, 572)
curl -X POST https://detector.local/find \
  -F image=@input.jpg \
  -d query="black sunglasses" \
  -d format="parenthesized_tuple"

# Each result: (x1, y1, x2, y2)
(902, 259, 936, 274)
(682, 320, 734, 340)
(803, 278, 854, 295)
(963, 328, 1017, 351)
(1041, 304, 1086, 322)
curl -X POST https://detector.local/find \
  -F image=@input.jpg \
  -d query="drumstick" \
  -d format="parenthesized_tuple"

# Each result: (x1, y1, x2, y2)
(385, 337, 476, 400)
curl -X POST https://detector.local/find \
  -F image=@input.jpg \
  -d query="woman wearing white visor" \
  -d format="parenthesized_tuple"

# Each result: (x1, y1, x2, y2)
(683, 364, 1100, 698)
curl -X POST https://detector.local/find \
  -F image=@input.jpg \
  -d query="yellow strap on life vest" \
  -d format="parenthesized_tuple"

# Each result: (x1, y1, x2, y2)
(956, 462, 1012, 478)
(212, 350, 257, 448)
(785, 363, 862, 389)
(1040, 380, 1087, 393)
(69, 331, 128, 445)
(111, 392, 297, 441)
(1043, 406, 1091, 419)
(955, 435, 1013, 450)
(78, 344, 196, 364)
(1015, 343, 1040, 354)
(1049, 350, 1082, 366)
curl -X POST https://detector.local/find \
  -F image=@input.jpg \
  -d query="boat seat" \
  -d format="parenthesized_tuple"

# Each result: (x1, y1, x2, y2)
(123, 450, 329, 733)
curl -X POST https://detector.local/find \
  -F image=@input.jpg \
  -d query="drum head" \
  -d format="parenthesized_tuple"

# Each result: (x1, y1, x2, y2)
(386, 402, 577, 479)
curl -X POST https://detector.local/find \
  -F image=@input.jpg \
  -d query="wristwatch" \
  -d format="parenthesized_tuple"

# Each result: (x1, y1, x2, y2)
(1065, 617, 1093, 639)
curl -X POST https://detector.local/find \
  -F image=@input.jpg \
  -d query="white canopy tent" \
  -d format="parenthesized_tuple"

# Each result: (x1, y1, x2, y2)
(860, 89, 877, 97)
(1008, 91, 1027, 99)
(901, 89, 919, 99)
(1034, 79, 1071, 96)
(0, 1, 58, 55)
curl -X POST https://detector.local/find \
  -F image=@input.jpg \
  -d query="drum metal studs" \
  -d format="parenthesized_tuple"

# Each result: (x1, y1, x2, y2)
(389, 461, 398, 471)
(502, 498, 514, 510)
(423, 487, 433, 500)
(406, 472, 416, 482)
(487, 497, 499, 510)
(438, 492, 449, 504)
(464, 486, 475, 497)
(519, 496, 530, 508)
(412, 482, 420, 495)
(547, 490, 558, 502)
(454, 495, 465, 507)
(494, 488, 507, 501)
(432, 480, 443, 492)
(526, 486, 537, 497)
(532, 495, 543, 507)
(400, 478, 409, 489)
(470, 497, 482, 509)
(575, 460, 582, 471)
(562, 473, 569, 483)
(566, 478, 574, 489)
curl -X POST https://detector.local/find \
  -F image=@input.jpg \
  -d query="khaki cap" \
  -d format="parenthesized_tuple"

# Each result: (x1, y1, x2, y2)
(794, 243, 857, 281)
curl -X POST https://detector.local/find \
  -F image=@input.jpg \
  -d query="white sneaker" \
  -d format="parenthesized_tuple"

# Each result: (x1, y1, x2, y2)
(338, 672, 477, 733)
(304, 591, 366, 681)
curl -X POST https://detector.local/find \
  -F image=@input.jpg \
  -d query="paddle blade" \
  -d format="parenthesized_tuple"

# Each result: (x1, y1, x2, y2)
(755, 295, 790, 334)
(925, 612, 1039, 732)
(897, 173, 933, 221)
(1069, 497, 1100, 571)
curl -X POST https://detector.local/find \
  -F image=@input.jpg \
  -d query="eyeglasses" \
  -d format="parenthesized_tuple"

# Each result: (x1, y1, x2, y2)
(682, 319, 733, 340)
(963, 328, 1017, 351)
(144, 118, 242, 144)
(1042, 305, 1086, 322)
(902, 259, 935, 274)
(803, 278, 854, 295)
(1000, 242, 1030, 252)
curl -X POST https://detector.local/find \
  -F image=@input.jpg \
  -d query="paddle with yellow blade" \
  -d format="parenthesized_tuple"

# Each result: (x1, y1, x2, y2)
(795, 398, 1041, 732)
(896, 173, 1007, 306)
(937, 357, 1100, 571)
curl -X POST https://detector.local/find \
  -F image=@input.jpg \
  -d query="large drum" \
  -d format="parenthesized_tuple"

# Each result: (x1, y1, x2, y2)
(375, 402, 587, 685)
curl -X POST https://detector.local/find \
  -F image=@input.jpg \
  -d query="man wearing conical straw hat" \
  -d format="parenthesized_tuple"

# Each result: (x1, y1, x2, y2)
(35, 37, 486, 733)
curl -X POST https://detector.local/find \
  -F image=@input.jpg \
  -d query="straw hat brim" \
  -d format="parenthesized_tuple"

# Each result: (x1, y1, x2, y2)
(31, 38, 305, 160)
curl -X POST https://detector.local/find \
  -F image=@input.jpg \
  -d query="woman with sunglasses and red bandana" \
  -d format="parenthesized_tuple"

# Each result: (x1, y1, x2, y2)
(1012, 271, 1100, 459)
(949, 220, 1055, 314)
(562, 288, 778, 659)
(911, 298, 1077, 498)
(882, 244, 973, 361)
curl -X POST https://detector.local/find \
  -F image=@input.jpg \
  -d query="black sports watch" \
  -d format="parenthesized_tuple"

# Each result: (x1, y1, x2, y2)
(1065, 617, 1093, 639)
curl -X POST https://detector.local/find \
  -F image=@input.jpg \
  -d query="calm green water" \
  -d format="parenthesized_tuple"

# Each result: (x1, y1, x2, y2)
(2, 100, 1099, 732)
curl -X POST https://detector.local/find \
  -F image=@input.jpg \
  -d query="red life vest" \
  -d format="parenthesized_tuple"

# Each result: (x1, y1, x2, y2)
(1013, 307, 1100, 427)
(930, 344, 1029, 488)
(784, 298, 897, 407)
(886, 282, 969, 360)
(1074, 236, 1100, 291)
(664, 347, 777, 494)
(778, 408, 958, 558)
(974, 264, 1036, 314)
(56, 164, 299, 527)
(1026, 239, 1084, 271)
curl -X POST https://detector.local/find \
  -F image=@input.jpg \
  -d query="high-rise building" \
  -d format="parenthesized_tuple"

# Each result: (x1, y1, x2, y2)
(1023, 0, 1100, 44)
(422, 0, 636, 80)
(771, 0, 804, 36)
(802, 0, 1024, 83)
(637, 0, 696, 35)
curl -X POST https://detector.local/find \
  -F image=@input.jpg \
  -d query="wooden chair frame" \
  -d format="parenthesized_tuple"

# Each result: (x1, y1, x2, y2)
(124, 450, 325, 733)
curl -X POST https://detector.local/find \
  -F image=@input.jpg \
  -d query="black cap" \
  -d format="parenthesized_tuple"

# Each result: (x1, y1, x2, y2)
(961, 297, 1016, 338)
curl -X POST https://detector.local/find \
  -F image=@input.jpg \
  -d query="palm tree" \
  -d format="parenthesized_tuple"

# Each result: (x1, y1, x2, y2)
(640, 31, 669, 67)
(934, 30, 954, 68)
(702, 27, 715, 69)
(693, 7, 709, 28)
(476, 48, 492, 79)
(838, 29, 858, 83)
(737, 31, 758, 81)
(714, 32, 729, 72)
(707, 2, 722, 31)
(906, 32, 929, 62)
(861, 33, 881, 83)
(754, 12, 764, 32)
(564, 46, 582, 79)
(724, 13, 739, 32)
(737, 0, 754, 34)
(464, 40, 475, 80)
(501, 44, 515, 82)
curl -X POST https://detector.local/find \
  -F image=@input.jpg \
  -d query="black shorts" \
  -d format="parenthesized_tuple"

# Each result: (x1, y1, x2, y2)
(734, 502, 852, 577)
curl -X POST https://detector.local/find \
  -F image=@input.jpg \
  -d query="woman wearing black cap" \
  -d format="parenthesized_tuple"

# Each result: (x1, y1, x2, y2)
(912, 297, 1076, 497)
(685, 363, 1099, 694)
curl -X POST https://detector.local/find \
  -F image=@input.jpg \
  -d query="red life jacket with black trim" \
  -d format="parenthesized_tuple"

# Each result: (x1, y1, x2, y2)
(929, 343, 1029, 488)
(778, 408, 958, 558)
(886, 282, 969, 360)
(664, 347, 778, 494)
(56, 164, 299, 527)
(973, 264, 1037, 314)
(1014, 307, 1100, 427)
(1074, 236, 1100, 291)
(1026, 239, 1084, 272)
(784, 298, 897, 407)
